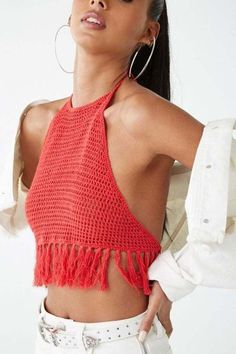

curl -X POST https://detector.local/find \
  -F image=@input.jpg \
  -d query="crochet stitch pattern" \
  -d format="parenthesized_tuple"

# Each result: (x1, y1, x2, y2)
(25, 73, 162, 295)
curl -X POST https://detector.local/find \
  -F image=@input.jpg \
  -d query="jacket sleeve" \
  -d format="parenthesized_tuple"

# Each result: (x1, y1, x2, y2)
(148, 118, 236, 302)
(0, 99, 50, 237)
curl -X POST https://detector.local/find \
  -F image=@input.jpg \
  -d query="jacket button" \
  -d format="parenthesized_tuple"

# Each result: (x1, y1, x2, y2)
(203, 218, 209, 223)
(212, 126, 218, 129)
(206, 164, 212, 168)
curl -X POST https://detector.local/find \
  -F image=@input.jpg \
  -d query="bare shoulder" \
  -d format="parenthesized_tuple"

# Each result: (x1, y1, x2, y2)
(20, 97, 69, 188)
(21, 96, 69, 138)
(122, 84, 205, 170)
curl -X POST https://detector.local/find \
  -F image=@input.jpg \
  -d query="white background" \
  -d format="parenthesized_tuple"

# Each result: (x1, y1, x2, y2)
(0, 1, 236, 353)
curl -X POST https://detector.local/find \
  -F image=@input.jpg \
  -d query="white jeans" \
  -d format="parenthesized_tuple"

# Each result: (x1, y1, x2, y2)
(35, 296, 173, 354)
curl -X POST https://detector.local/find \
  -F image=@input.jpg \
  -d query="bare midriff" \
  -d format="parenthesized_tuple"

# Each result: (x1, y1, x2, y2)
(45, 250, 150, 322)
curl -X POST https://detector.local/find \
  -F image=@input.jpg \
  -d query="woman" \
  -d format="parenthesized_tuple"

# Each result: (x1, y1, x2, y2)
(19, 0, 205, 353)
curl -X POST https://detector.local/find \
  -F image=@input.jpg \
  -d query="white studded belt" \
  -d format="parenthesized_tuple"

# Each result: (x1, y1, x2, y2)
(38, 313, 159, 351)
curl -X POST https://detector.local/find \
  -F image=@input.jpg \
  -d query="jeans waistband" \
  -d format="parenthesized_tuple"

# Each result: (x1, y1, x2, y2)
(37, 296, 160, 351)
(38, 295, 149, 330)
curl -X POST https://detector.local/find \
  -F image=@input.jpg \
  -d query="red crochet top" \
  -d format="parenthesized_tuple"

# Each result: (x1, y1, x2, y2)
(25, 73, 162, 295)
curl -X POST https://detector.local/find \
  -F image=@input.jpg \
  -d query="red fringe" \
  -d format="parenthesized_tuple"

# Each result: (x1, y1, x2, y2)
(33, 243, 160, 295)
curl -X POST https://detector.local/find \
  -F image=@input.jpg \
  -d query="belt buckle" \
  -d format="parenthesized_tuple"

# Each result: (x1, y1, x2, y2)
(82, 333, 99, 350)
(38, 317, 66, 347)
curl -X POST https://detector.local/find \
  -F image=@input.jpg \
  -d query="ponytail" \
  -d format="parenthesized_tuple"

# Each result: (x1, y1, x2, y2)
(129, 1, 170, 102)
(129, 1, 171, 243)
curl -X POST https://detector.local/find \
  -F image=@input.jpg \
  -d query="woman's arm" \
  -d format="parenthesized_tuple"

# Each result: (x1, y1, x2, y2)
(135, 94, 236, 301)
(150, 115, 236, 301)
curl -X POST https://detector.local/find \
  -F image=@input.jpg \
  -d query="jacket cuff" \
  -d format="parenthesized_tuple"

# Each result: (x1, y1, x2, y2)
(147, 248, 198, 302)
(148, 227, 236, 303)
(0, 173, 29, 237)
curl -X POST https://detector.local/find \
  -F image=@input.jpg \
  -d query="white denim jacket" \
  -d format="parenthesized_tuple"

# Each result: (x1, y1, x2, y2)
(0, 100, 236, 302)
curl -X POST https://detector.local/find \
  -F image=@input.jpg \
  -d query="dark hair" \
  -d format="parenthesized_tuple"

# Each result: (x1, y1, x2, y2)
(129, 0, 171, 243)
(129, 0, 170, 102)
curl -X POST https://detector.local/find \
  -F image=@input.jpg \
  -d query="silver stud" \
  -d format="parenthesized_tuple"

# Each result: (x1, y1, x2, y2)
(82, 335, 99, 349)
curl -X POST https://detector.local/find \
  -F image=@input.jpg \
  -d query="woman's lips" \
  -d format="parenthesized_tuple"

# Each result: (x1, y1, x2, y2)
(81, 19, 106, 30)
(81, 11, 106, 26)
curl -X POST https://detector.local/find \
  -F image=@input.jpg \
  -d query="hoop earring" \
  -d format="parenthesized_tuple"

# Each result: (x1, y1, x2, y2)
(128, 36, 156, 80)
(54, 15, 74, 74)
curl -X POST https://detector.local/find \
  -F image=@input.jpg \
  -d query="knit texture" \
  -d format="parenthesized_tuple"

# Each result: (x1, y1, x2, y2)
(25, 73, 162, 295)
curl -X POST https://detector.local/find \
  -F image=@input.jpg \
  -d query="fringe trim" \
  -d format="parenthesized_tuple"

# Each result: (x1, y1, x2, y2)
(33, 243, 161, 295)
(114, 249, 159, 295)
